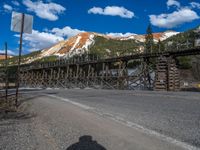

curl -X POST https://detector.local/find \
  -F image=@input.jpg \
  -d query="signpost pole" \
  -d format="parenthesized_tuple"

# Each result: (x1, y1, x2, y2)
(15, 13, 25, 107)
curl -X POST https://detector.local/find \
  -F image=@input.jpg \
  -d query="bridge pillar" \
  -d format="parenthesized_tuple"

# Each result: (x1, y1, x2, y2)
(167, 57, 180, 91)
(117, 61, 128, 90)
(154, 56, 180, 91)
(142, 58, 152, 90)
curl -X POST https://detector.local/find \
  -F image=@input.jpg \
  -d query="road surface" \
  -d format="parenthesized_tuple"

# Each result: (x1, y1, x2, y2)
(0, 89, 200, 150)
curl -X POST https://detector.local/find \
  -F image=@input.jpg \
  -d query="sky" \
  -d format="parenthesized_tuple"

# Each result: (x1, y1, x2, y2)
(0, 0, 200, 55)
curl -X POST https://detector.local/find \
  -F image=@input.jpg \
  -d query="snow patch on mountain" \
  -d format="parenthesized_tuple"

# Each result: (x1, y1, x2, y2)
(65, 33, 95, 57)
(82, 34, 95, 50)
(41, 41, 66, 57)
(116, 31, 179, 43)
(160, 31, 179, 41)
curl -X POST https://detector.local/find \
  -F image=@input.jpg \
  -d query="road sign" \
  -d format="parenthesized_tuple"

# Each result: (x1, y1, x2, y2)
(10, 11, 33, 107)
(11, 11, 33, 34)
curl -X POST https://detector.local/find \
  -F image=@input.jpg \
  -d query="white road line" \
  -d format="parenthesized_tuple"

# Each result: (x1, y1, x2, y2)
(45, 94, 93, 110)
(46, 94, 200, 150)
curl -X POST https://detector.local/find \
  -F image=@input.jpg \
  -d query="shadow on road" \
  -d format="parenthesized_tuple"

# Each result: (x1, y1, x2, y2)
(66, 135, 107, 150)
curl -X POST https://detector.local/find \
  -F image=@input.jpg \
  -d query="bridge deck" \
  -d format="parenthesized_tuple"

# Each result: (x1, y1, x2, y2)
(20, 47, 200, 71)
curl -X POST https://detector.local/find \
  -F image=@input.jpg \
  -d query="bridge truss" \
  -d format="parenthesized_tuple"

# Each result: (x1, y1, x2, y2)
(18, 47, 200, 91)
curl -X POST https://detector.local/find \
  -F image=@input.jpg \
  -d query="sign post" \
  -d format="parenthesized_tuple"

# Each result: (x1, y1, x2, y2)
(5, 42, 8, 102)
(11, 12, 33, 107)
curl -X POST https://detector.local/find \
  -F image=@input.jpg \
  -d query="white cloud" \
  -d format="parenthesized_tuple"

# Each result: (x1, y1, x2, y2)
(149, 8, 199, 28)
(107, 32, 135, 37)
(15, 30, 64, 52)
(12, 1, 20, 6)
(191, 2, 200, 9)
(88, 6, 134, 19)
(3, 4, 13, 12)
(23, 0, 66, 21)
(0, 50, 16, 55)
(14, 26, 84, 52)
(51, 26, 85, 38)
(167, 0, 180, 8)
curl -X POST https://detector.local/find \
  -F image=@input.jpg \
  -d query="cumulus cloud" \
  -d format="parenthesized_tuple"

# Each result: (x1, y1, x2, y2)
(149, 8, 199, 28)
(88, 6, 134, 19)
(12, 0, 20, 6)
(107, 32, 135, 37)
(167, 0, 180, 8)
(3, 4, 13, 12)
(15, 26, 84, 52)
(23, 0, 66, 21)
(51, 26, 85, 37)
(150, 0, 200, 28)
(0, 50, 16, 55)
(191, 2, 200, 9)
(22, 30, 64, 51)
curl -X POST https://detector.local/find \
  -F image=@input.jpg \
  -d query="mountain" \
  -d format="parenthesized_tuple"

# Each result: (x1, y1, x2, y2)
(13, 32, 142, 64)
(117, 31, 179, 42)
(160, 26, 200, 79)
(0, 54, 13, 60)
(162, 26, 200, 47)
(25, 31, 179, 63)
(0, 30, 180, 65)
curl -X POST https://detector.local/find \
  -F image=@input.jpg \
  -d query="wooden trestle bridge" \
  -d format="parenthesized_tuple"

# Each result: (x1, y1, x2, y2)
(17, 47, 200, 91)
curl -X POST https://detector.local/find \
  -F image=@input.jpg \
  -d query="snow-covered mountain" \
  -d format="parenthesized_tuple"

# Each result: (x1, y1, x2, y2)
(118, 31, 179, 42)
(39, 31, 179, 58)
(41, 32, 96, 58)
(13, 30, 180, 64)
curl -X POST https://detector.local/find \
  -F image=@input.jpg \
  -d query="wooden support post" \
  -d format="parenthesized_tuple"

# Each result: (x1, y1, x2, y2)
(101, 63, 105, 88)
(154, 56, 168, 91)
(167, 57, 180, 91)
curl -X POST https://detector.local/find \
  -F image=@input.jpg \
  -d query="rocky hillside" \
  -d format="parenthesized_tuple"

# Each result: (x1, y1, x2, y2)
(0, 54, 13, 60)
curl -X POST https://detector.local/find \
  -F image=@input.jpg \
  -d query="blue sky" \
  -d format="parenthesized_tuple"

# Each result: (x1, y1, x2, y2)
(0, 0, 200, 55)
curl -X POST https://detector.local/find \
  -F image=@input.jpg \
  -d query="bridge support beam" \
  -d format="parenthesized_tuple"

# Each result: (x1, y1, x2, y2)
(154, 56, 180, 91)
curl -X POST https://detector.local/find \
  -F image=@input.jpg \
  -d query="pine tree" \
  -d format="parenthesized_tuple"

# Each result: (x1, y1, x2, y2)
(145, 24, 154, 53)
(158, 40, 165, 52)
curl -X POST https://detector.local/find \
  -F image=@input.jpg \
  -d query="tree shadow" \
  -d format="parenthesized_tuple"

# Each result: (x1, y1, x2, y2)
(66, 135, 107, 150)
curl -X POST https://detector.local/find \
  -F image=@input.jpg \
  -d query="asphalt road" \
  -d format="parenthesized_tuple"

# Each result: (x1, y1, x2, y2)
(44, 89, 200, 148)
(1, 89, 200, 150)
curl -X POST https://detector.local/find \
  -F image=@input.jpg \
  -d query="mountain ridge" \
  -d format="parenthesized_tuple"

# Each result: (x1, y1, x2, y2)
(29, 30, 179, 62)
(0, 30, 181, 65)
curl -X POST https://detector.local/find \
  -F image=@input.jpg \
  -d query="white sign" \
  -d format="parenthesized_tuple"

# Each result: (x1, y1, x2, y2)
(11, 11, 33, 34)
